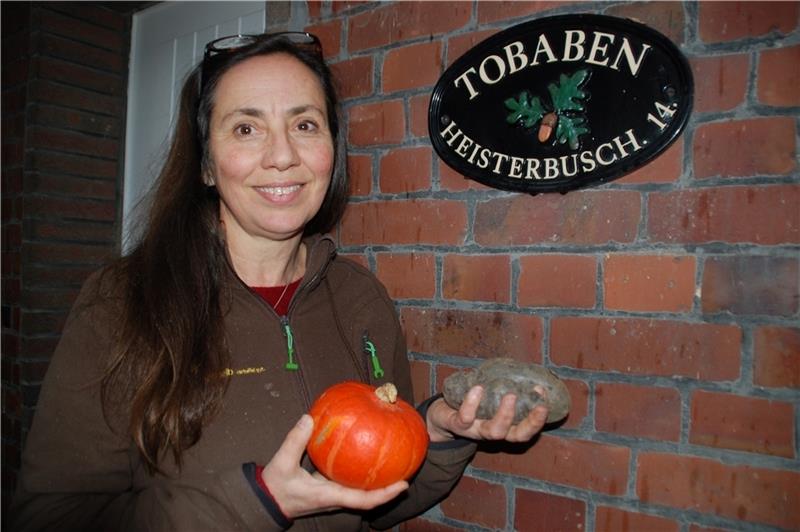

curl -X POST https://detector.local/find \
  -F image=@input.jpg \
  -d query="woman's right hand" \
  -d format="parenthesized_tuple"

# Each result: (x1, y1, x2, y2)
(261, 414, 409, 520)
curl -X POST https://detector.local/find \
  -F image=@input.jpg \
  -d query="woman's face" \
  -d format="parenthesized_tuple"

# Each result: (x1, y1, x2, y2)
(207, 53, 334, 243)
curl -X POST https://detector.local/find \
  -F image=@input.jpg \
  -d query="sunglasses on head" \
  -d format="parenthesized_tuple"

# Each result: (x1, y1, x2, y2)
(199, 32, 323, 93)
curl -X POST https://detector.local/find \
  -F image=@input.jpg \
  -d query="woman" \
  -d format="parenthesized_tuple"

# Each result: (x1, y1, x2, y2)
(11, 33, 548, 530)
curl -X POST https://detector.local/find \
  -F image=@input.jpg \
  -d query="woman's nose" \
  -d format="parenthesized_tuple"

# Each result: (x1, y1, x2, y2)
(261, 129, 300, 171)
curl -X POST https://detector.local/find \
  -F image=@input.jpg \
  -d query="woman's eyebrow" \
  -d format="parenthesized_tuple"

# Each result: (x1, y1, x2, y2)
(222, 105, 324, 121)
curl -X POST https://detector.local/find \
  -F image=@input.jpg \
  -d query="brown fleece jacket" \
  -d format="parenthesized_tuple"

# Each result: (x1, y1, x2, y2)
(11, 234, 476, 531)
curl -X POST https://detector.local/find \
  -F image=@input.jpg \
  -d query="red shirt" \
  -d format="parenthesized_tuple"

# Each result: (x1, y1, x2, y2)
(250, 278, 302, 316)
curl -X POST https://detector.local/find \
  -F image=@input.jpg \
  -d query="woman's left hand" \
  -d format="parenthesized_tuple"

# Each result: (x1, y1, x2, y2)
(425, 385, 549, 443)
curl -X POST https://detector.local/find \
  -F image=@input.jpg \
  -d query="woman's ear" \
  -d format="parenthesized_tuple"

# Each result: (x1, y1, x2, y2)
(202, 169, 215, 187)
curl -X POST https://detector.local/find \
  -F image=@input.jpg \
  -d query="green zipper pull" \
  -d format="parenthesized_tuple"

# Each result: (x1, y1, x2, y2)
(362, 334, 384, 379)
(282, 318, 298, 371)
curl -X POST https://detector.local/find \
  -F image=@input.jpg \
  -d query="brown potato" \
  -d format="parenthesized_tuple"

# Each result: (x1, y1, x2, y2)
(442, 358, 570, 424)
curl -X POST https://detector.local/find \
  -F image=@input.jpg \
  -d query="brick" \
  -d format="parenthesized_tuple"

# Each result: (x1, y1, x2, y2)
(690, 390, 795, 458)
(25, 173, 117, 200)
(21, 337, 59, 360)
(347, 2, 470, 52)
(447, 29, 497, 67)
(340, 200, 467, 246)
(382, 41, 441, 93)
(401, 308, 543, 361)
(1, 3, 30, 35)
(595, 506, 679, 532)
(518, 254, 596, 308)
(440, 476, 506, 529)
(754, 326, 800, 388)
(21, 287, 79, 311)
(346, 154, 371, 197)
(702, 255, 799, 316)
(603, 254, 695, 312)
(443, 254, 510, 303)
(27, 126, 120, 160)
(305, 1, 322, 20)
(475, 191, 641, 246)
(43, 3, 126, 33)
(689, 526, 728, 532)
(698, 1, 799, 43)
(36, 32, 125, 72)
(2, 279, 20, 304)
(304, 18, 341, 59)
(2, 112, 25, 141)
(596, 382, 681, 441)
(347, 100, 405, 147)
(478, 1, 569, 24)
(25, 219, 116, 244)
(693, 118, 796, 178)
(604, 1, 685, 44)
(20, 359, 54, 386)
(409, 94, 429, 139)
(515, 489, 585, 532)
(757, 45, 800, 106)
(331, 56, 373, 100)
(689, 54, 749, 113)
(24, 241, 113, 266)
(560, 378, 589, 429)
(20, 310, 67, 337)
(433, 364, 460, 396)
(473, 434, 630, 495)
(1, 86, 27, 115)
(438, 160, 492, 192)
(616, 138, 682, 184)
(551, 317, 741, 380)
(338, 253, 369, 270)
(24, 196, 116, 222)
(27, 151, 118, 180)
(2, 223, 21, 248)
(375, 252, 435, 300)
(28, 79, 124, 116)
(2, 141, 24, 167)
(25, 263, 101, 288)
(408, 359, 431, 406)
(648, 185, 800, 245)
(33, 56, 124, 97)
(2, 58, 29, 88)
(379, 147, 431, 193)
(3, 168, 24, 197)
(637, 452, 800, 530)
(29, 104, 121, 137)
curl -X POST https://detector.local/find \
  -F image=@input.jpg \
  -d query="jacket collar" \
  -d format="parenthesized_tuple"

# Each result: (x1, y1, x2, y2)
(221, 233, 338, 294)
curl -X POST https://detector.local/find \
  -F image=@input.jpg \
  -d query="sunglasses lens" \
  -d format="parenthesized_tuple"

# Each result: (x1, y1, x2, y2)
(209, 35, 257, 52)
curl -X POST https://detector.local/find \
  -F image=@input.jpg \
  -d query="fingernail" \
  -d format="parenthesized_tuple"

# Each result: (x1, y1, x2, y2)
(298, 414, 312, 429)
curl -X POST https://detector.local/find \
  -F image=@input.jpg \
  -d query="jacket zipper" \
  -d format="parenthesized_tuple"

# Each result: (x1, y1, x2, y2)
(362, 332, 384, 379)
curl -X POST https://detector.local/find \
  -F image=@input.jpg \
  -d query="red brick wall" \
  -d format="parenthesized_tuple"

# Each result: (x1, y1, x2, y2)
(295, 2, 799, 531)
(1, 1, 135, 517)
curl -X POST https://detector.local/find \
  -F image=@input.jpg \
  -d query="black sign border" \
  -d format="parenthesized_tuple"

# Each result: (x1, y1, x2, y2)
(428, 14, 694, 194)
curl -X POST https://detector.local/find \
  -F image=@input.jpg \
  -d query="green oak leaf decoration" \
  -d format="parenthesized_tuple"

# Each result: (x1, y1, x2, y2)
(504, 68, 590, 150)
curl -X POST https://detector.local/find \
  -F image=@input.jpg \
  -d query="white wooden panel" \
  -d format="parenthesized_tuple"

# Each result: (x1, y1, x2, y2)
(123, 2, 266, 250)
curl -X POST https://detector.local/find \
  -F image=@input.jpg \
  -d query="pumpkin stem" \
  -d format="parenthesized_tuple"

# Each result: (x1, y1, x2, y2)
(375, 382, 398, 403)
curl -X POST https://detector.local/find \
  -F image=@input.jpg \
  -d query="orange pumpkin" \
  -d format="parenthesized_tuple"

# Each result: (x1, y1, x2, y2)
(307, 381, 429, 490)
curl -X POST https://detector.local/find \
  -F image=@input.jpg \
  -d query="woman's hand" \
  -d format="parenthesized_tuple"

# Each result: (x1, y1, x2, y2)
(261, 415, 408, 520)
(426, 385, 549, 443)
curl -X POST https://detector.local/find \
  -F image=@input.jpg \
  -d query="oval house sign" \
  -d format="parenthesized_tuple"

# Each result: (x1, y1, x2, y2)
(429, 14, 693, 193)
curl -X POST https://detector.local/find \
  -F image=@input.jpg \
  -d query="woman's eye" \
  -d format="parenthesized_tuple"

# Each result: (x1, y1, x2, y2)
(234, 124, 253, 136)
(297, 120, 318, 132)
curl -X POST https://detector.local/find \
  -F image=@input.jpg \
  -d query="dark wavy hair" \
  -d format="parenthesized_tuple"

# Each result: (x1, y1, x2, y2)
(101, 36, 347, 473)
